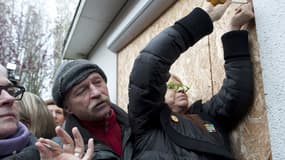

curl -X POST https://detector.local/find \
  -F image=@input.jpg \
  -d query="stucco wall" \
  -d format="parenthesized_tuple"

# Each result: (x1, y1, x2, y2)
(253, 0, 285, 159)
(88, 45, 117, 103)
(117, 0, 271, 159)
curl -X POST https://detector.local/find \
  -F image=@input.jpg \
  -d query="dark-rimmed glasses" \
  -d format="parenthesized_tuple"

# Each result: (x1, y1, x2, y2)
(167, 82, 190, 93)
(0, 85, 25, 100)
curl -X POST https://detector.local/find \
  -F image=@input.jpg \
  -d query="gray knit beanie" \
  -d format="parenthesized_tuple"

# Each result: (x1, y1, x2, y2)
(52, 59, 107, 108)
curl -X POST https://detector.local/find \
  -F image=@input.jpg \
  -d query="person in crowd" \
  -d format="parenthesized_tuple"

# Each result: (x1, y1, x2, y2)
(37, 59, 133, 160)
(0, 66, 40, 159)
(165, 74, 190, 114)
(128, 0, 254, 159)
(1, 63, 94, 160)
(15, 92, 57, 138)
(45, 99, 66, 126)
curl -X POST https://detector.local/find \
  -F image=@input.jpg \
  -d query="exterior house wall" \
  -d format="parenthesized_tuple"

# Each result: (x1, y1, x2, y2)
(89, 45, 117, 103)
(253, 0, 285, 159)
(116, 0, 271, 159)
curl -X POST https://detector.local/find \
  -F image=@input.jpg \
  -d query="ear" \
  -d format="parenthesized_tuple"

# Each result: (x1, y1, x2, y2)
(64, 105, 72, 113)
(62, 98, 72, 113)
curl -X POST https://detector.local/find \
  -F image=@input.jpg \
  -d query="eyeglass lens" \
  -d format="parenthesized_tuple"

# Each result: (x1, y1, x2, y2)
(0, 86, 24, 100)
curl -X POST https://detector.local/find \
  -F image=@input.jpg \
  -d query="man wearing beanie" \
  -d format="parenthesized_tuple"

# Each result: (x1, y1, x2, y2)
(45, 59, 132, 160)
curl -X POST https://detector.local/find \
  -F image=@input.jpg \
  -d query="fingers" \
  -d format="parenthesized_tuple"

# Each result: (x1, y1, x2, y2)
(204, 0, 232, 21)
(229, 1, 254, 30)
(58, 126, 90, 159)
(72, 127, 85, 158)
(240, 23, 249, 30)
(36, 138, 65, 160)
(35, 141, 52, 160)
(234, 6, 242, 13)
(39, 138, 62, 151)
(36, 127, 93, 160)
(237, 2, 254, 20)
(207, 0, 231, 6)
(223, 0, 232, 7)
(214, 0, 232, 14)
(82, 138, 94, 160)
(55, 126, 74, 154)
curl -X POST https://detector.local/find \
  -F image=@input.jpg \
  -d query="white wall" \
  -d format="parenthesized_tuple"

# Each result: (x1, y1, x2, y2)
(88, 0, 144, 104)
(253, 0, 285, 159)
(87, 1, 139, 105)
(88, 46, 117, 104)
(88, 0, 174, 105)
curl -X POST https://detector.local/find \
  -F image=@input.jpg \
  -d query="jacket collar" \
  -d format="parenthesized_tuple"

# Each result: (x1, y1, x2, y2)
(63, 103, 129, 144)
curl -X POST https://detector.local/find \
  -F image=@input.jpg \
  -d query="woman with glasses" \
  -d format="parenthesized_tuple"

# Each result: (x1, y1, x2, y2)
(128, 1, 254, 160)
(165, 74, 190, 114)
(1, 67, 93, 160)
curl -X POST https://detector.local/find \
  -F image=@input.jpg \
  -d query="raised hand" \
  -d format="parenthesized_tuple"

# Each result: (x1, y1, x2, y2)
(35, 126, 94, 160)
(207, 0, 226, 6)
(203, 0, 232, 21)
(229, 2, 254, 31)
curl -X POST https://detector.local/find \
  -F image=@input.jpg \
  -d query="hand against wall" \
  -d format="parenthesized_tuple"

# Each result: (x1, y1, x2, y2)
(229, 2, 255, 31)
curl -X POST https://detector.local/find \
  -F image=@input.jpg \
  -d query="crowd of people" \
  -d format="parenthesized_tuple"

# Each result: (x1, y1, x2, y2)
(0, 0, 255, 159)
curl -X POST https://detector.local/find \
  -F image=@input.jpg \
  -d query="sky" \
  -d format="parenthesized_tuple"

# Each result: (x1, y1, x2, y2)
(6, 0, 79, 99)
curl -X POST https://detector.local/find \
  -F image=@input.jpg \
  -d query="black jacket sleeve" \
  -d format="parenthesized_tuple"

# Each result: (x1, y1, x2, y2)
(197, 30, 254, 131)
(128, 8, 213, 136)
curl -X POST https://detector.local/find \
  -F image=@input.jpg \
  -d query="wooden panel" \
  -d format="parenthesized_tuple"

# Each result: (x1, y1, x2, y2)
(117, 0, 271, 159)
(209, 3, 272, 159)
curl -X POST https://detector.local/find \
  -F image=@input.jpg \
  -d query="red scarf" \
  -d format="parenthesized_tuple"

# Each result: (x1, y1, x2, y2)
(80, 109, 122, 156)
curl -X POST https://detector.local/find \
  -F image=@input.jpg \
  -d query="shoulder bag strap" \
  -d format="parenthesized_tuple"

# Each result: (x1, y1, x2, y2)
(160, 107, 234, 159)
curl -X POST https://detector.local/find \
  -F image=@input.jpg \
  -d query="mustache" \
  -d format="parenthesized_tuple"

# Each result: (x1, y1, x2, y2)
(88, 98, 110, 112)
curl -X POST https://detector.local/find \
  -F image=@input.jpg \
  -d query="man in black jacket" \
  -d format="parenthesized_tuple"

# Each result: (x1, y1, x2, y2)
(128, 1, 254, 160)
(37, 59, 132, 160)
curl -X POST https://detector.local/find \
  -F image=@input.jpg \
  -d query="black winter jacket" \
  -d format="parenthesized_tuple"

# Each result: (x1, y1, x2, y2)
(54, 103, 133, 160)
(128, 8, 253, 160)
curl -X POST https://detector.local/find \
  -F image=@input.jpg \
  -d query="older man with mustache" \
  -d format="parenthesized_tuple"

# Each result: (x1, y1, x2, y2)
(44, 59, 132, 160)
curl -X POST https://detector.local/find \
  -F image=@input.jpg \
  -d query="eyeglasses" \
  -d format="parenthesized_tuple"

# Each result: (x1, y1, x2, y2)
(0, 85, 25, 100)
(167, 82, 190, 93)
